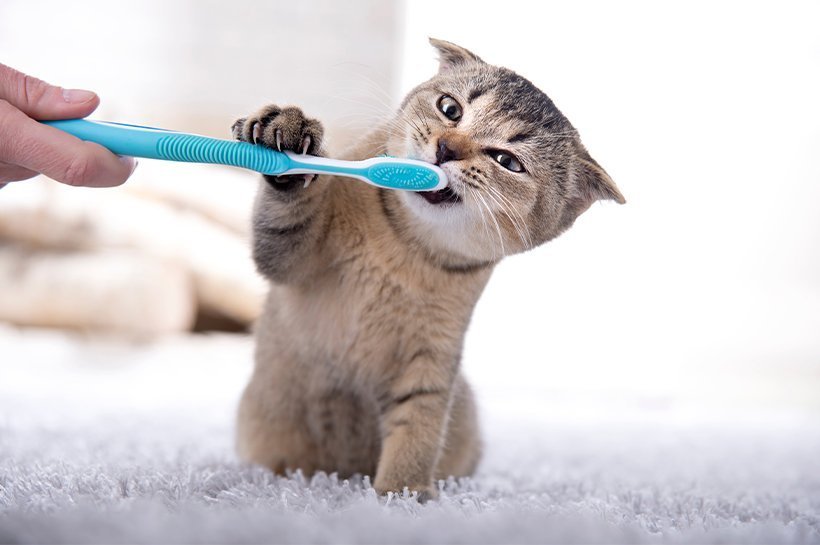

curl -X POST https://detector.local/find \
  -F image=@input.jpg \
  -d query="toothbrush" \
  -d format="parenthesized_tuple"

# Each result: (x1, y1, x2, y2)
(42, 119, 447, 192)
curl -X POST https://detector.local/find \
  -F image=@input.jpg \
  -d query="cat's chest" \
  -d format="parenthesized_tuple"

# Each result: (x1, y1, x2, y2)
(281, 247, 462, 371)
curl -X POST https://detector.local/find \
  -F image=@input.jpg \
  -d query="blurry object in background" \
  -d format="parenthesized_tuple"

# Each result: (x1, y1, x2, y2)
(0, 245, 194, 337)
(128, 162, 255, 237)
(0, 0, 404, 339)
(0, 165, 265, 337)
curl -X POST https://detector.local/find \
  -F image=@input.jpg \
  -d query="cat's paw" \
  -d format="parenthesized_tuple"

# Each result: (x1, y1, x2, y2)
(232, 105, 324, 154)
(232, 105, 325, 190)
(374, 481, 438, 503)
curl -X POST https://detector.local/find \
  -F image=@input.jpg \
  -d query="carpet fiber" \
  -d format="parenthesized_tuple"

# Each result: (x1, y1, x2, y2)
(1, 330, 818, 544)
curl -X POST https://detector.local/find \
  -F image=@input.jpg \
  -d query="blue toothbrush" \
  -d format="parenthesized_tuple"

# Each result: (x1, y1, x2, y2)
(42, 119, 447, 192)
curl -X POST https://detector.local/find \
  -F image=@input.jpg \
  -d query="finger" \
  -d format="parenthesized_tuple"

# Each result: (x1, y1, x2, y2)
(0, 160, 39, 183)
(0, 63, 99, 120)
(0, 101, 137, 187)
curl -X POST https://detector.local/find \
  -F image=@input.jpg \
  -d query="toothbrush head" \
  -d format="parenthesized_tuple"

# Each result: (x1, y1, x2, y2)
(366, 157, 448, 191)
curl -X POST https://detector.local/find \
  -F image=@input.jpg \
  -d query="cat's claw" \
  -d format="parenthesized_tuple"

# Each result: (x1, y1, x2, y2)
(252, 122, 261, 145)
(251, 123, 262, 144)
(275, 129, 283, 152)
(300, 137, 315, 187)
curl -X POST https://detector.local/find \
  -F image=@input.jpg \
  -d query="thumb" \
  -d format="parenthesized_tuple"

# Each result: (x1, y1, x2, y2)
(0, 63, 99, 120)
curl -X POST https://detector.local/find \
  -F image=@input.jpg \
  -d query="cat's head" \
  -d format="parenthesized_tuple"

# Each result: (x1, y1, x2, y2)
(384, 38, 624, 264)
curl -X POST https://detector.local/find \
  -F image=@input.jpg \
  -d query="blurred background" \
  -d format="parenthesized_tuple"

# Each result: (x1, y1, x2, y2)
(0, 0, 818, 427)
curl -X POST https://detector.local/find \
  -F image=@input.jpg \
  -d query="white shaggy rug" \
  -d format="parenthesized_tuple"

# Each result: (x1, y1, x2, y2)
(1, 328, 819, 544)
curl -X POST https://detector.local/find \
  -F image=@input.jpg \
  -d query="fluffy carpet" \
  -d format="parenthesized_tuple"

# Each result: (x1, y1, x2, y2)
(1, 329, 819, 544)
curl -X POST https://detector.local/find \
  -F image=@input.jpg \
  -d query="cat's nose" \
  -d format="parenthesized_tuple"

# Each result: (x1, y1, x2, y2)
(436, 137, 459, 164)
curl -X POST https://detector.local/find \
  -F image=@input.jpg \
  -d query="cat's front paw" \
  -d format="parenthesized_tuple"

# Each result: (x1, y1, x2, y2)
(374, 480, 438, 503)
(232, 105, 325, 190)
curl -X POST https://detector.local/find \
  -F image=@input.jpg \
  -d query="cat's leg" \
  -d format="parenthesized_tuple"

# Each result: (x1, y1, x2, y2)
(374, 354, 458, 501)
(237, 352, 382, 476)
(236, 362, 320, 475)
(434, 374, 482, 479)
(307, 388, 382, 478)
(232, 106, 331, 284)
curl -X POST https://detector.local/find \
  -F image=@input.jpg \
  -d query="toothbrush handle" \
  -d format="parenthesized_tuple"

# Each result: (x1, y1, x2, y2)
(42, 119, 291, 175)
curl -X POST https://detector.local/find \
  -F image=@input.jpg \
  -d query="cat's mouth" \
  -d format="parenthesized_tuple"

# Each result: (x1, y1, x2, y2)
(417, 186, 462, 206)
(404, 151, 462, 206)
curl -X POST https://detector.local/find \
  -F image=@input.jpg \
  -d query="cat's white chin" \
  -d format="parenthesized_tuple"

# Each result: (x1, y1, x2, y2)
(397, 190, 506, 263)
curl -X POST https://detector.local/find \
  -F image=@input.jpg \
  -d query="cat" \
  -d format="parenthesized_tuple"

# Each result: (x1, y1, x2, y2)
(232, 38, 624, 501)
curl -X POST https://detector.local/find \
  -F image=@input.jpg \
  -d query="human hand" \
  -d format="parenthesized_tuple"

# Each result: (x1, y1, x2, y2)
(0, 63, 137, 189)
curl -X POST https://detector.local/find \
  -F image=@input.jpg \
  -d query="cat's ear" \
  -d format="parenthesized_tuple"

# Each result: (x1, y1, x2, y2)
(429, 38, 484, 73)
(571, 152, 625, 211)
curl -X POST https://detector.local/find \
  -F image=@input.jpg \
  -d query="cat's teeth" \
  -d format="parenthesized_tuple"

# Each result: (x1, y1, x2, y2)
(303, 175, 314, 189)
(418, 186, 462, 206)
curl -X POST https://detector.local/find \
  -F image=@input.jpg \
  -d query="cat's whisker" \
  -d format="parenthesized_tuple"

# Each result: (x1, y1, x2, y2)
(359, 112, 420, 136)
(489, 194, 529, 251)
(403, 115, 425, 141)
(408, 103, 431, 134)
(318, 94, 399, 126)
(485, 185, 532, 249)
(312, 97, 427, 152)
(343, 72, 398, 110)
(318, 93, 392, 115)
(478, 187, 521, 255)
(457, 172, 482, 191)
(330, 114, 402, 135)
(369, 144, 390, 155)
(324, 86, 401, 125)
(473, 188, 506, 257)
(486, 187, 526, 249)
(459, 172, 524, 246)
(464, 186, 495, 258)
(331, 112, 392, 127)
(321, 73, 397, 107)
(330, 114, 420, 152)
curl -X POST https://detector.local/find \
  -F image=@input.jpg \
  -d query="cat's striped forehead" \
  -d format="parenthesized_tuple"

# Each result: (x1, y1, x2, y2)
(463, 68, 574, 142)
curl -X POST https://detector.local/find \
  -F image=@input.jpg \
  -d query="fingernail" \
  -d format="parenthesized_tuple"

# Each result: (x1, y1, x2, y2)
(62, 88, 97, 104)
(120, 156, 138, 175)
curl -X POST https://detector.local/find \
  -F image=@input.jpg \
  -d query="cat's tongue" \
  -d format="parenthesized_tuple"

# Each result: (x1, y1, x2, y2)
(419, 186, 461, 206)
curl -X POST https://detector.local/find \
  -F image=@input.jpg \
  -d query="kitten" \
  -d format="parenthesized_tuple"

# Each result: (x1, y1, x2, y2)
(232, 38, 624, 501)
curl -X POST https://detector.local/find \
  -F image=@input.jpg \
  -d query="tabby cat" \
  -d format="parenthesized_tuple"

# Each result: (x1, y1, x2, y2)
(232, 38, 624, 501)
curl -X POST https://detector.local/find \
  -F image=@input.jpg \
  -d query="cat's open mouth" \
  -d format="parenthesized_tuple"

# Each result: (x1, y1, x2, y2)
(417, 186, 462, 206)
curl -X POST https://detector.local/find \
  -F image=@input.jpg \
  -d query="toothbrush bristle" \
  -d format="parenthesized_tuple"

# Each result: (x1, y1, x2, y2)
(368, 161, 443, 191)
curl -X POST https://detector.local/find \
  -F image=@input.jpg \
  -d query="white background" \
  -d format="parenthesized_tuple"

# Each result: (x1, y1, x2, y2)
(1, 0, 818, 421)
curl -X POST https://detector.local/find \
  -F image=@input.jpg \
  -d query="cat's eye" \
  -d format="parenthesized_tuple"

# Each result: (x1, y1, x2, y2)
(437, 95, 462, 122)
(490, 151, 524, 173)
